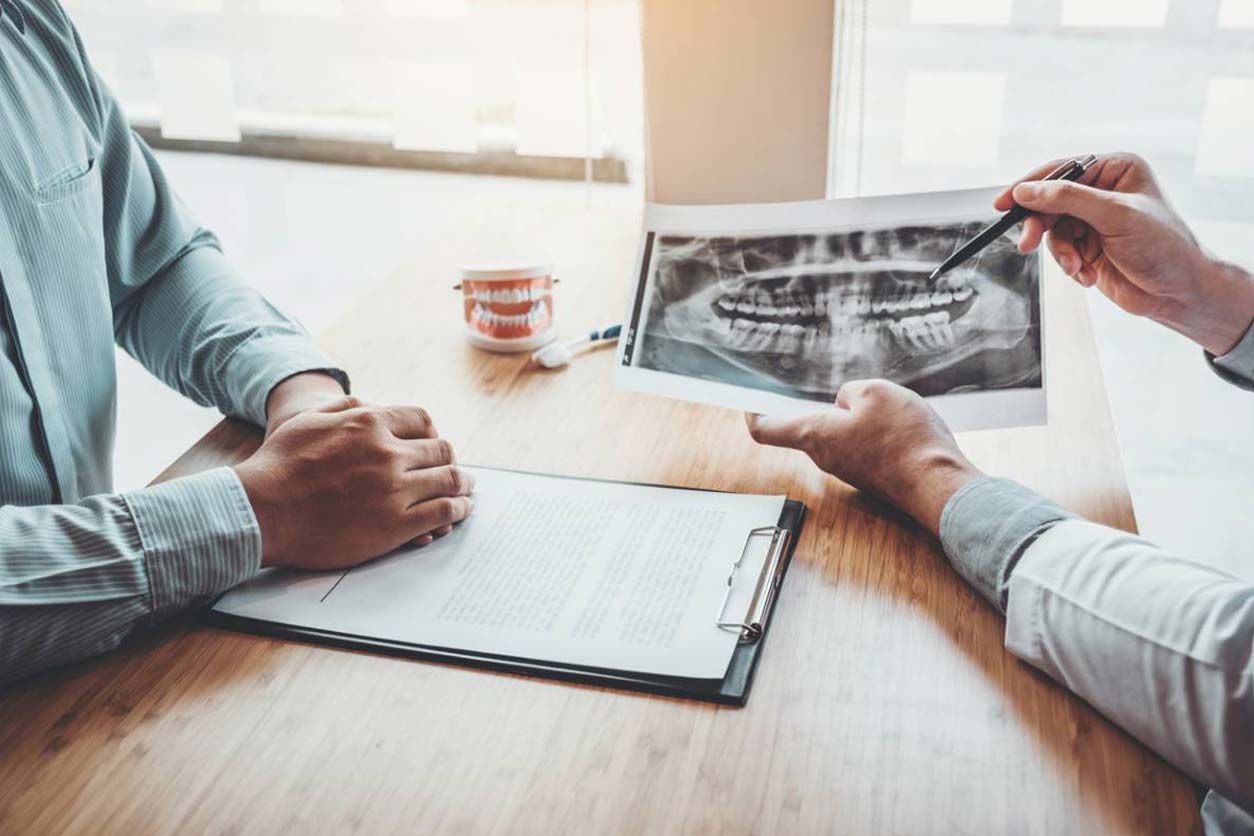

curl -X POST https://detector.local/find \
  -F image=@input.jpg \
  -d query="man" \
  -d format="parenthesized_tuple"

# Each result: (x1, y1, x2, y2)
(0, 0, 474, 683)
(747, 153, 1254, 834)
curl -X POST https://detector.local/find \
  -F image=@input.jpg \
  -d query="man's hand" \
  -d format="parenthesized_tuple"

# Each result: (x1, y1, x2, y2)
(235, 396, 475, 570)
(265, 371, 348, 436)
(747, 380, 981, 536)
(999, 152, 1254, 356)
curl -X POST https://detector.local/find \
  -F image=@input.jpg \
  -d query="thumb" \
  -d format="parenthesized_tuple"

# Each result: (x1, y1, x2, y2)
(1012, 180, 1125, 233)
(745, 410, 845, 452)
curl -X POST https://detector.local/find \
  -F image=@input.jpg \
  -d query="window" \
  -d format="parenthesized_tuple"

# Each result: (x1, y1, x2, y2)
(64, 0, 645, 184)
(829, 0, 1254, 229)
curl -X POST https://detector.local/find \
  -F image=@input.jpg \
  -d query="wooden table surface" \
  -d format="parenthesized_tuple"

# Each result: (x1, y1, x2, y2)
(0, 199, 1201, 835)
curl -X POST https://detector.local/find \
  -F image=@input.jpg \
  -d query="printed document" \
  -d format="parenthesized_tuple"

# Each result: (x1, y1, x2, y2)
(213, 467, 786, 679)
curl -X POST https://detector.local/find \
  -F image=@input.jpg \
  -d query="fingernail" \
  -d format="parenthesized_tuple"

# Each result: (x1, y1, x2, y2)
(1061, 255, 1078, 275)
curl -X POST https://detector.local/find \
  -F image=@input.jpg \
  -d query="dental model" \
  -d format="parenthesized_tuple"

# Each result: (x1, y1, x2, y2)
(532, 325, 622, 369)
(456, 263, 557, 353)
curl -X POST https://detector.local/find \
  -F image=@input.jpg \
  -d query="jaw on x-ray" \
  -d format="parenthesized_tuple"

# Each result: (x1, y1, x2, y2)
(636, 221, 1042, 402)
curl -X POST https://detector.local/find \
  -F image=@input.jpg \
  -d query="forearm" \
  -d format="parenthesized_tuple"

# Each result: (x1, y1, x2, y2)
(113, 243, 347, 426)
(0, 469, 260, 683)
(940, 482, 1254, 810)
(93, 74, 346, 427)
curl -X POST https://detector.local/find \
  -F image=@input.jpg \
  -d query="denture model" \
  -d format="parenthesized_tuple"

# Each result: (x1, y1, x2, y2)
(458, 263, 557, 353)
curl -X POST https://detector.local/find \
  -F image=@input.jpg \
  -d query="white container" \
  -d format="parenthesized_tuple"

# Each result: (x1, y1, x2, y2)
(457, 262, 558, 353)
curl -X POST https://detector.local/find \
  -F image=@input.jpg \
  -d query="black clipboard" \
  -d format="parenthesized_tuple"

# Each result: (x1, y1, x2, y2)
(207, 470, 806, 707)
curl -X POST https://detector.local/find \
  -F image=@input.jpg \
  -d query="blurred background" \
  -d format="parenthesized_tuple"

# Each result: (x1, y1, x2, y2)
(65, 0, 1254, 575)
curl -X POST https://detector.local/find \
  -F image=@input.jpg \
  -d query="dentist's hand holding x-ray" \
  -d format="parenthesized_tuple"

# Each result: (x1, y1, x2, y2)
(747, 152, 1254, 832)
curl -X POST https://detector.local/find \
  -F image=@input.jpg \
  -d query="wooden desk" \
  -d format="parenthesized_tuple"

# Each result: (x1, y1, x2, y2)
(0, 200, 1201, 834)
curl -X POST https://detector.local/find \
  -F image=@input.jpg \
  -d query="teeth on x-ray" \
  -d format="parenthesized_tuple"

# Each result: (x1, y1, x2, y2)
(637, 222, 1042, 401)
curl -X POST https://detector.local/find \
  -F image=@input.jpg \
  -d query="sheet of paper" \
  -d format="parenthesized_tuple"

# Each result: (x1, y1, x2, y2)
(213, 467, 786, 680)
(615, 190, 1047, 433)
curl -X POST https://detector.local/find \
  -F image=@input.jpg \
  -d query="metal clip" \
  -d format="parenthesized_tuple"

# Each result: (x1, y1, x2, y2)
(715, 525, 789, 642)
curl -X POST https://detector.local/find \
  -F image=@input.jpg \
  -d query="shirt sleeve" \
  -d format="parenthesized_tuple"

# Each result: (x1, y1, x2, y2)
(0, 468, 260, 684)
(940, 480, 1254, 818)
(73, 30, 347, 426)
(1207, 320, 1254, 392)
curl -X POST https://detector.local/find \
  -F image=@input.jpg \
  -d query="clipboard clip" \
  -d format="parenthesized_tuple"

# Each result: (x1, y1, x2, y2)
(715, 525, 790, 643)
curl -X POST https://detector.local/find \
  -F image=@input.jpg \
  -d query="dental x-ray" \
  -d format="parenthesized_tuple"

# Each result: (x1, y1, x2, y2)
(616, 191, 1046, 431)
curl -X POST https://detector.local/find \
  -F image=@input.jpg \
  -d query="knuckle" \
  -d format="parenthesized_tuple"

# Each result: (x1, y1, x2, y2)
(1052, 180, 1078, 199)
(1119, 151, 1146, 168)
(340, 395, 364, 409)
(434, 438, 455, 465)
(857, 380, 887, 401)
(436, 496, 461, 522)
(408, 407, 433, 432)
(1108, 196, 1140, 225)
(442, 465, 464, 495)
(367, 438, 399, 467)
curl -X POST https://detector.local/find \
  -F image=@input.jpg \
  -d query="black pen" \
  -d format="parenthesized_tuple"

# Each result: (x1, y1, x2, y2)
(928, 154, 1098, 284)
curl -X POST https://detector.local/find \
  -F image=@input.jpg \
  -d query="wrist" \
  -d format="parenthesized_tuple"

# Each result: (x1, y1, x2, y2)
(233, 460, 289, 568)
(892, 449, 984, 538)
(265, 371, 346, 431)
(1162, 255, 1254, 356)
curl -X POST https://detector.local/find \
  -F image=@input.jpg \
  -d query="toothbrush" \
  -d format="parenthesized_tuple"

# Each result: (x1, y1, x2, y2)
(531, 324, 622, 369)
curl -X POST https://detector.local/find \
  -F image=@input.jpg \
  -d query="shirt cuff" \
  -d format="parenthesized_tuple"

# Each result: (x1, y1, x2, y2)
(938, 477, 1076, 614)
(222, 333, 350, 427)
(1206, 319, 1254, 392)
(122, 467, 262, 618)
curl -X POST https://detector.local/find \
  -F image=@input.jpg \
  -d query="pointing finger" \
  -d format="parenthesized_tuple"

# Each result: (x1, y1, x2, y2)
(1018, 213, 1059, 254)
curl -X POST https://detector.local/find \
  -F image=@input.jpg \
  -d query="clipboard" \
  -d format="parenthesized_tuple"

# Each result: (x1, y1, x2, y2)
(207, 471, 806, 707)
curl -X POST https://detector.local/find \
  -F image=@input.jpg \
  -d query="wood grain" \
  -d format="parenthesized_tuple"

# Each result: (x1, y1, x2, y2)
(0, 200, 1200, 835)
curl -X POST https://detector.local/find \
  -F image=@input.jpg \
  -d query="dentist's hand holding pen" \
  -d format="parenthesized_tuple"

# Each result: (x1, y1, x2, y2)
(1003, 152, 1254, 357)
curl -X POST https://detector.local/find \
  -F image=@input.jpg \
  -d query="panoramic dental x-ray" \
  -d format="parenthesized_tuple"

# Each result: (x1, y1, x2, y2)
(617, 194, 1046, 431)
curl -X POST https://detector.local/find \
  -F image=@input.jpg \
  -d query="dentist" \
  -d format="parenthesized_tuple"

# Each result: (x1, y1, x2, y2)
(747, 153, 1254, 835)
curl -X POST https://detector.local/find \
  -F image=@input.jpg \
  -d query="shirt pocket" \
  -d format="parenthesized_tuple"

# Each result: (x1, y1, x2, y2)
(32, 157, 98, 206)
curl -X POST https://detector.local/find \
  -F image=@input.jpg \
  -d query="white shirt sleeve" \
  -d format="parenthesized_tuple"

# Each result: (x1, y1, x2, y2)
(1005, 520, 1254, 816)
(939, 477, 1254, 833)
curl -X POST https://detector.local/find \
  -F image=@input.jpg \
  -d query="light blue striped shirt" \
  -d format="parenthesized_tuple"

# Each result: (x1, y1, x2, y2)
(0, 0, 344, 683)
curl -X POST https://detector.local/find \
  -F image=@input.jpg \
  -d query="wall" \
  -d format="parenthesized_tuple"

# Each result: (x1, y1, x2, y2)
(640, 0, 834, 204)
